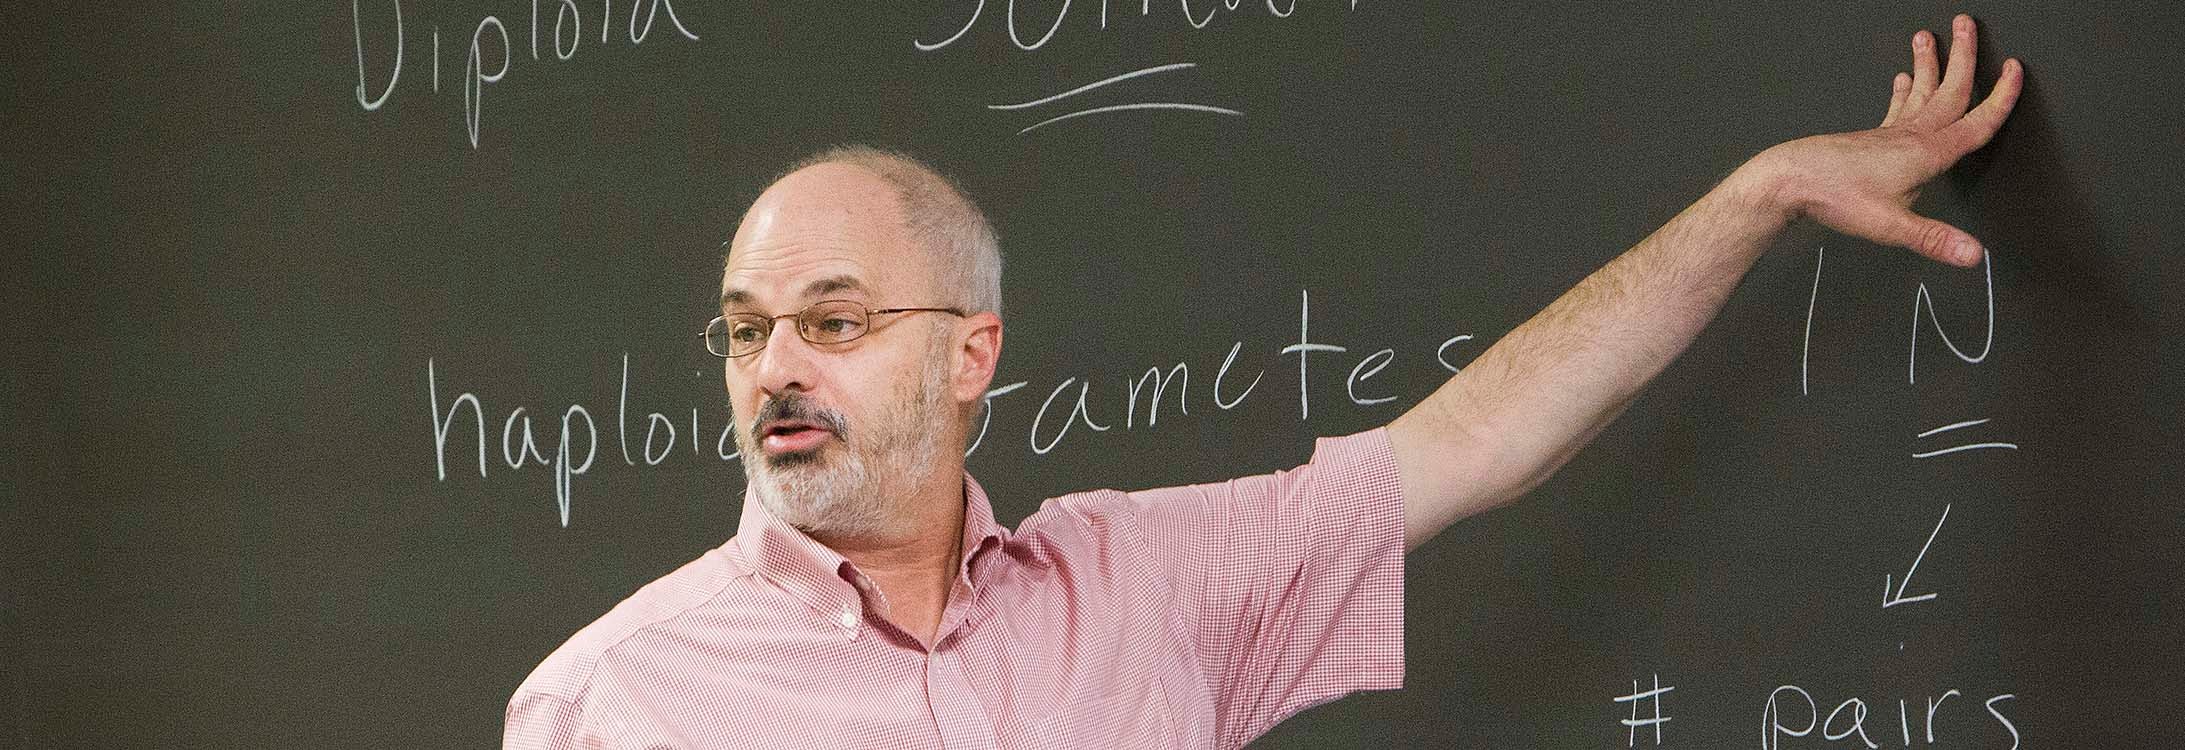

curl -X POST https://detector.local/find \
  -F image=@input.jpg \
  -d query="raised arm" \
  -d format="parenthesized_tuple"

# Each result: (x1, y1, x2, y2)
(1390, 14, 2023, 551)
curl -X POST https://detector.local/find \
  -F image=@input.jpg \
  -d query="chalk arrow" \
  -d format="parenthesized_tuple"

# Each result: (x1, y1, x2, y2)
(1883, 503, 1951, 609)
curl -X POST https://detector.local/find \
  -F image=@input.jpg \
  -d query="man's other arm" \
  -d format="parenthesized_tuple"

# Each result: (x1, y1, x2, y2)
(1390, 15, 2023, 551)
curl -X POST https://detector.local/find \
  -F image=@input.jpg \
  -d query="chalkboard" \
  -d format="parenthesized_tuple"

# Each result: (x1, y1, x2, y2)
(13, 2, 2184, 747)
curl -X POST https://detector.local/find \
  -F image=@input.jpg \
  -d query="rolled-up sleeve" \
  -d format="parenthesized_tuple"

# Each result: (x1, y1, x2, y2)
(1118, 427, 1406, 747)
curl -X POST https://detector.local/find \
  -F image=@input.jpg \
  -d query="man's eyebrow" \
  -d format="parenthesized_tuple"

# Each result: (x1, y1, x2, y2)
(802, 275, 867, 299)
(720, 275, 870, 308)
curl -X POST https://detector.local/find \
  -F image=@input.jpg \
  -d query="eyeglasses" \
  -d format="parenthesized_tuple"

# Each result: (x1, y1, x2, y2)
(701, 299, 967, 358)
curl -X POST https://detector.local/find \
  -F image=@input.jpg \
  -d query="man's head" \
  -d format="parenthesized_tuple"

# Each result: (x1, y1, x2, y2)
(719, 146, 1003, 539)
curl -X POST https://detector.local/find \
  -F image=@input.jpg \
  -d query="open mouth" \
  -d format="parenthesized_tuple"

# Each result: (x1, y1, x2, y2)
(759, 421, 834, 454)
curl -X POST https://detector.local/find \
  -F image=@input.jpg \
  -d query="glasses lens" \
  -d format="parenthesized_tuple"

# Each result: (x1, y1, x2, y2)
(708, 314, 772, 357)
(704, 317, 732, 357)
(800, 301, 869, 344)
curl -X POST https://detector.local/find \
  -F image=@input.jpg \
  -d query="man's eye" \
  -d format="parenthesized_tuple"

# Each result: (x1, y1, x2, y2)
(730, 323, 765, 342)
(818, 315, 862, 335)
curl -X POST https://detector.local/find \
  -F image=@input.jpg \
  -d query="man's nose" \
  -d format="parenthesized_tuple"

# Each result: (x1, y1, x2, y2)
(751, 319, 820, 397)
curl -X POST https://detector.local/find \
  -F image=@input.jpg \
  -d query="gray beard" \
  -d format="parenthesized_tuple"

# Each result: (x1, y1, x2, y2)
(735, 339, 951, 539)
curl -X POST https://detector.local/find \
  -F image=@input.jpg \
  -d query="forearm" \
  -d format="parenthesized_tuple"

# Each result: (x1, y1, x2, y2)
(1391, 163, 1793, 549)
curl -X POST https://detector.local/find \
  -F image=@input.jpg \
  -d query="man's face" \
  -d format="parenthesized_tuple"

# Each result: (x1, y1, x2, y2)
(719, 164, 957, 537)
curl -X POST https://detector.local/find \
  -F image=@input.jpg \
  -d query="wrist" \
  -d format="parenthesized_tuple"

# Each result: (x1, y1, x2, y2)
(1718, 148, 1803, 225)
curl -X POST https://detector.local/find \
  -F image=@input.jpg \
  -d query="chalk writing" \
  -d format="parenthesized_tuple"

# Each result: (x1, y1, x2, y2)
(1801, 246, 1823, 396)
(1762, 685, 2017, 750)
(1777, 235, 2026, 748)
(1881, 503, 1949, 609)
(985, 288, 1470, 456)
(967, 381, 1031, 456)
(348, 0, 698, 147)
(1281, 289, 1348, 420)
(428, 354, 732, 527)
(1613, 673, 1674, 746)
(916, 0, 1361, 52)
(431, 291, 1476, 522)
(1909, 249, 1994, 384)
(989, 62, 1242, 134)
(1912, 418, 2019, 459)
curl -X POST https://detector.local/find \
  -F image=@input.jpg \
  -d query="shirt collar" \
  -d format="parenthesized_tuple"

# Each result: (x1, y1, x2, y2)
(955, 473, 1008, 590)
(730, 471, 1009, 634)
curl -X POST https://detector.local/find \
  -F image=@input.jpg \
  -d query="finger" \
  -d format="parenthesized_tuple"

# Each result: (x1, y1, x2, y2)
(1930, 14, 1979, 119)
(1907, 29, 1939, 112)
(1876, 208, 1983, 267)
(1881, 72, 1912, 127)
(1944, 57, 2025, 156)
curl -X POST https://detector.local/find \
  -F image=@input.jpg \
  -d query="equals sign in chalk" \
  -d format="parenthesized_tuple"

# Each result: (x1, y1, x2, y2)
(1912, 418, 2019, 459)
(988, 62, 1243, 135)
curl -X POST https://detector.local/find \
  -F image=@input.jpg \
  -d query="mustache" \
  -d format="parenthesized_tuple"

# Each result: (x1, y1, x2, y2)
(745, 393, 851, 444)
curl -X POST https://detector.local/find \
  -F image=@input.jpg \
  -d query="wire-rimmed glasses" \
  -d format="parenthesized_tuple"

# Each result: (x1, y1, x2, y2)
(701, 299, 967, 358)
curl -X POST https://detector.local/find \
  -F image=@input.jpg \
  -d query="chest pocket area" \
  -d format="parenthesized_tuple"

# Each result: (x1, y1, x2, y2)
(1028, 674, 1181, 748)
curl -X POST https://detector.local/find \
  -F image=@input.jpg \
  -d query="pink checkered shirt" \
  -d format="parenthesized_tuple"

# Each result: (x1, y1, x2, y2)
(505, 427, 1405, 749)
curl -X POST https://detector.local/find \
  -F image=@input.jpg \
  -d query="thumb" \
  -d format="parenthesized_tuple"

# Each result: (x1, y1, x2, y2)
(1871, 208, 1982, 267)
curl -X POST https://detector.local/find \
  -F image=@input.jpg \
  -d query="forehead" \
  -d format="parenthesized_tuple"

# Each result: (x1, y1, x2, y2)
(719, 163, 933, 309)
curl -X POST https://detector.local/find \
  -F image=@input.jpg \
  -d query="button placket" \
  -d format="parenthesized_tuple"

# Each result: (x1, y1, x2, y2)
(924, 647, 1000, 749)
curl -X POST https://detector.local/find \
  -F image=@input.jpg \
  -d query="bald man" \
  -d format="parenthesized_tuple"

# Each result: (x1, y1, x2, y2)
(506, 17, 2020, 749)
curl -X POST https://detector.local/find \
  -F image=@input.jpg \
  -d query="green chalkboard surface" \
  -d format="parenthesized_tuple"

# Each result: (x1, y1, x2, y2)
(12, 2, 2183, 747)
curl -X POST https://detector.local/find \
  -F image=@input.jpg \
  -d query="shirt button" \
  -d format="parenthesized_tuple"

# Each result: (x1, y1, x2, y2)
(839, 610, 857, 628)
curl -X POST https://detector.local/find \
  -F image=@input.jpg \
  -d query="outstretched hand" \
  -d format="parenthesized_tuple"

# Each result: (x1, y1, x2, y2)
(1746, 14, 2023, 267)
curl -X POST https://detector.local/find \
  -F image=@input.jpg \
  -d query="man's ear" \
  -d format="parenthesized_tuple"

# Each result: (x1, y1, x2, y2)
(952, 311, 1003, 406)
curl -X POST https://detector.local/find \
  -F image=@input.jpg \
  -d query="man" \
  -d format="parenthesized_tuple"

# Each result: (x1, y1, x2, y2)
(507, 15, 2021, 749)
